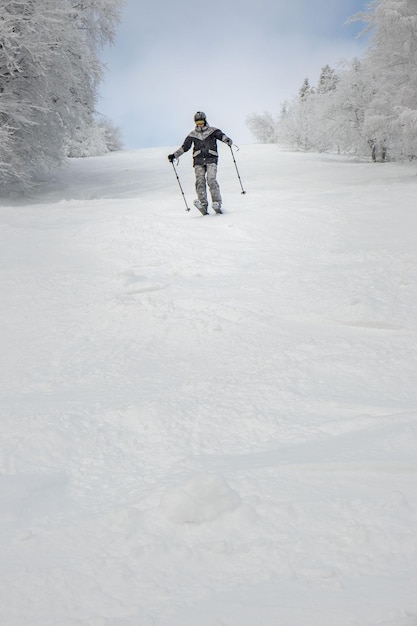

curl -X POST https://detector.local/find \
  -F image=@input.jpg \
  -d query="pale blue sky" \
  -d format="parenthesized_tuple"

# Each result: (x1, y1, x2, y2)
(99, 0, 369, 149)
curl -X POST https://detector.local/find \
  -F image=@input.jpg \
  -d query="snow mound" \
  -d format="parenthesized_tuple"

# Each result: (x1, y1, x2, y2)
(160, 473, 241, 524)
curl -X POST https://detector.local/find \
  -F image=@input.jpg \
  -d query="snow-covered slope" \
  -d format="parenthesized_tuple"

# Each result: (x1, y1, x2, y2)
(1, 145, 417, 626)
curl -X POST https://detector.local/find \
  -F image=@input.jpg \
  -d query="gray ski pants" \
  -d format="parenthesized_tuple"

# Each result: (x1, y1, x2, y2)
(194, 163, 222, 207)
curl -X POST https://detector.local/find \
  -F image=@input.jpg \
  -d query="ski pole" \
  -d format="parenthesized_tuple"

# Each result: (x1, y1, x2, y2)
(229, 145, 246, 194)
(170, 160, 190, 211)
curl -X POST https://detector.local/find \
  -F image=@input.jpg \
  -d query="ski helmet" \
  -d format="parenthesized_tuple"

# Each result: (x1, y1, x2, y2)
(194, 111, 206, 123)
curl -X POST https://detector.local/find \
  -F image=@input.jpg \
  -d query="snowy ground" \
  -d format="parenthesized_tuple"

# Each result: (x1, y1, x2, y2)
(1, 144, 417, 626)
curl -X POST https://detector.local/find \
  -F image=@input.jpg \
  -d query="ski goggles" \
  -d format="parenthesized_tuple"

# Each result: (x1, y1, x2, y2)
(195, 119, 205, 126)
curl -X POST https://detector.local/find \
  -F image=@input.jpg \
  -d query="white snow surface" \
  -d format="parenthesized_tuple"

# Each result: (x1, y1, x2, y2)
(1, 145, 417, 626)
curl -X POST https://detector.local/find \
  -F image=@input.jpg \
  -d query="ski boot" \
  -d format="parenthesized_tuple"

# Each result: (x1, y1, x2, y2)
(193, 199, 208, 215)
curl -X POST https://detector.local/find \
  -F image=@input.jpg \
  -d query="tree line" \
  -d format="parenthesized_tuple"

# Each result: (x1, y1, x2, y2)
(0, 0, 123, 188)
(247, 0, 417, 162)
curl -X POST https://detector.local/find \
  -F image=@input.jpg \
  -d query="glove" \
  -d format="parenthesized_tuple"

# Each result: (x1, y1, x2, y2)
(168, 154, 175, 162)
(224, 137, 233, 147)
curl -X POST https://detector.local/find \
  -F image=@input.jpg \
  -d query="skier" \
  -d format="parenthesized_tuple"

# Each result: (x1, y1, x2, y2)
(168, 111, 233, 215)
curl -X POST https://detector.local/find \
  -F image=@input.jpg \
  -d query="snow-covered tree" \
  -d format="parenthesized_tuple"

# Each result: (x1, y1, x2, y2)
(0, 0, 123, 189)
(0, 1, 63, 185)
(246, 111, 277, 143)
(357, 0, 417, 159)
(247, 0, 417, 161)
(279, 74, 337, 152)
(299, 78, 313, 101)
(67, 115, 123, 157)
(329, 59, 377, 156)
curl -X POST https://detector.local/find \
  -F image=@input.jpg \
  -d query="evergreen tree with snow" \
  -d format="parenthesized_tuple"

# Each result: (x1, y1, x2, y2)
(299, 78, 313, 101)
(317, 65, 338, 94)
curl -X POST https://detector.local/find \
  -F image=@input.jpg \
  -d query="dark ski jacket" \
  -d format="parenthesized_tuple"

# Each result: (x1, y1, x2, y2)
(173, 124, 231, 167)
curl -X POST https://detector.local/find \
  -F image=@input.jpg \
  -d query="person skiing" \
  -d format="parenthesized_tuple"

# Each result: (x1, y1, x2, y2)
(168, 111, 233, 215)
